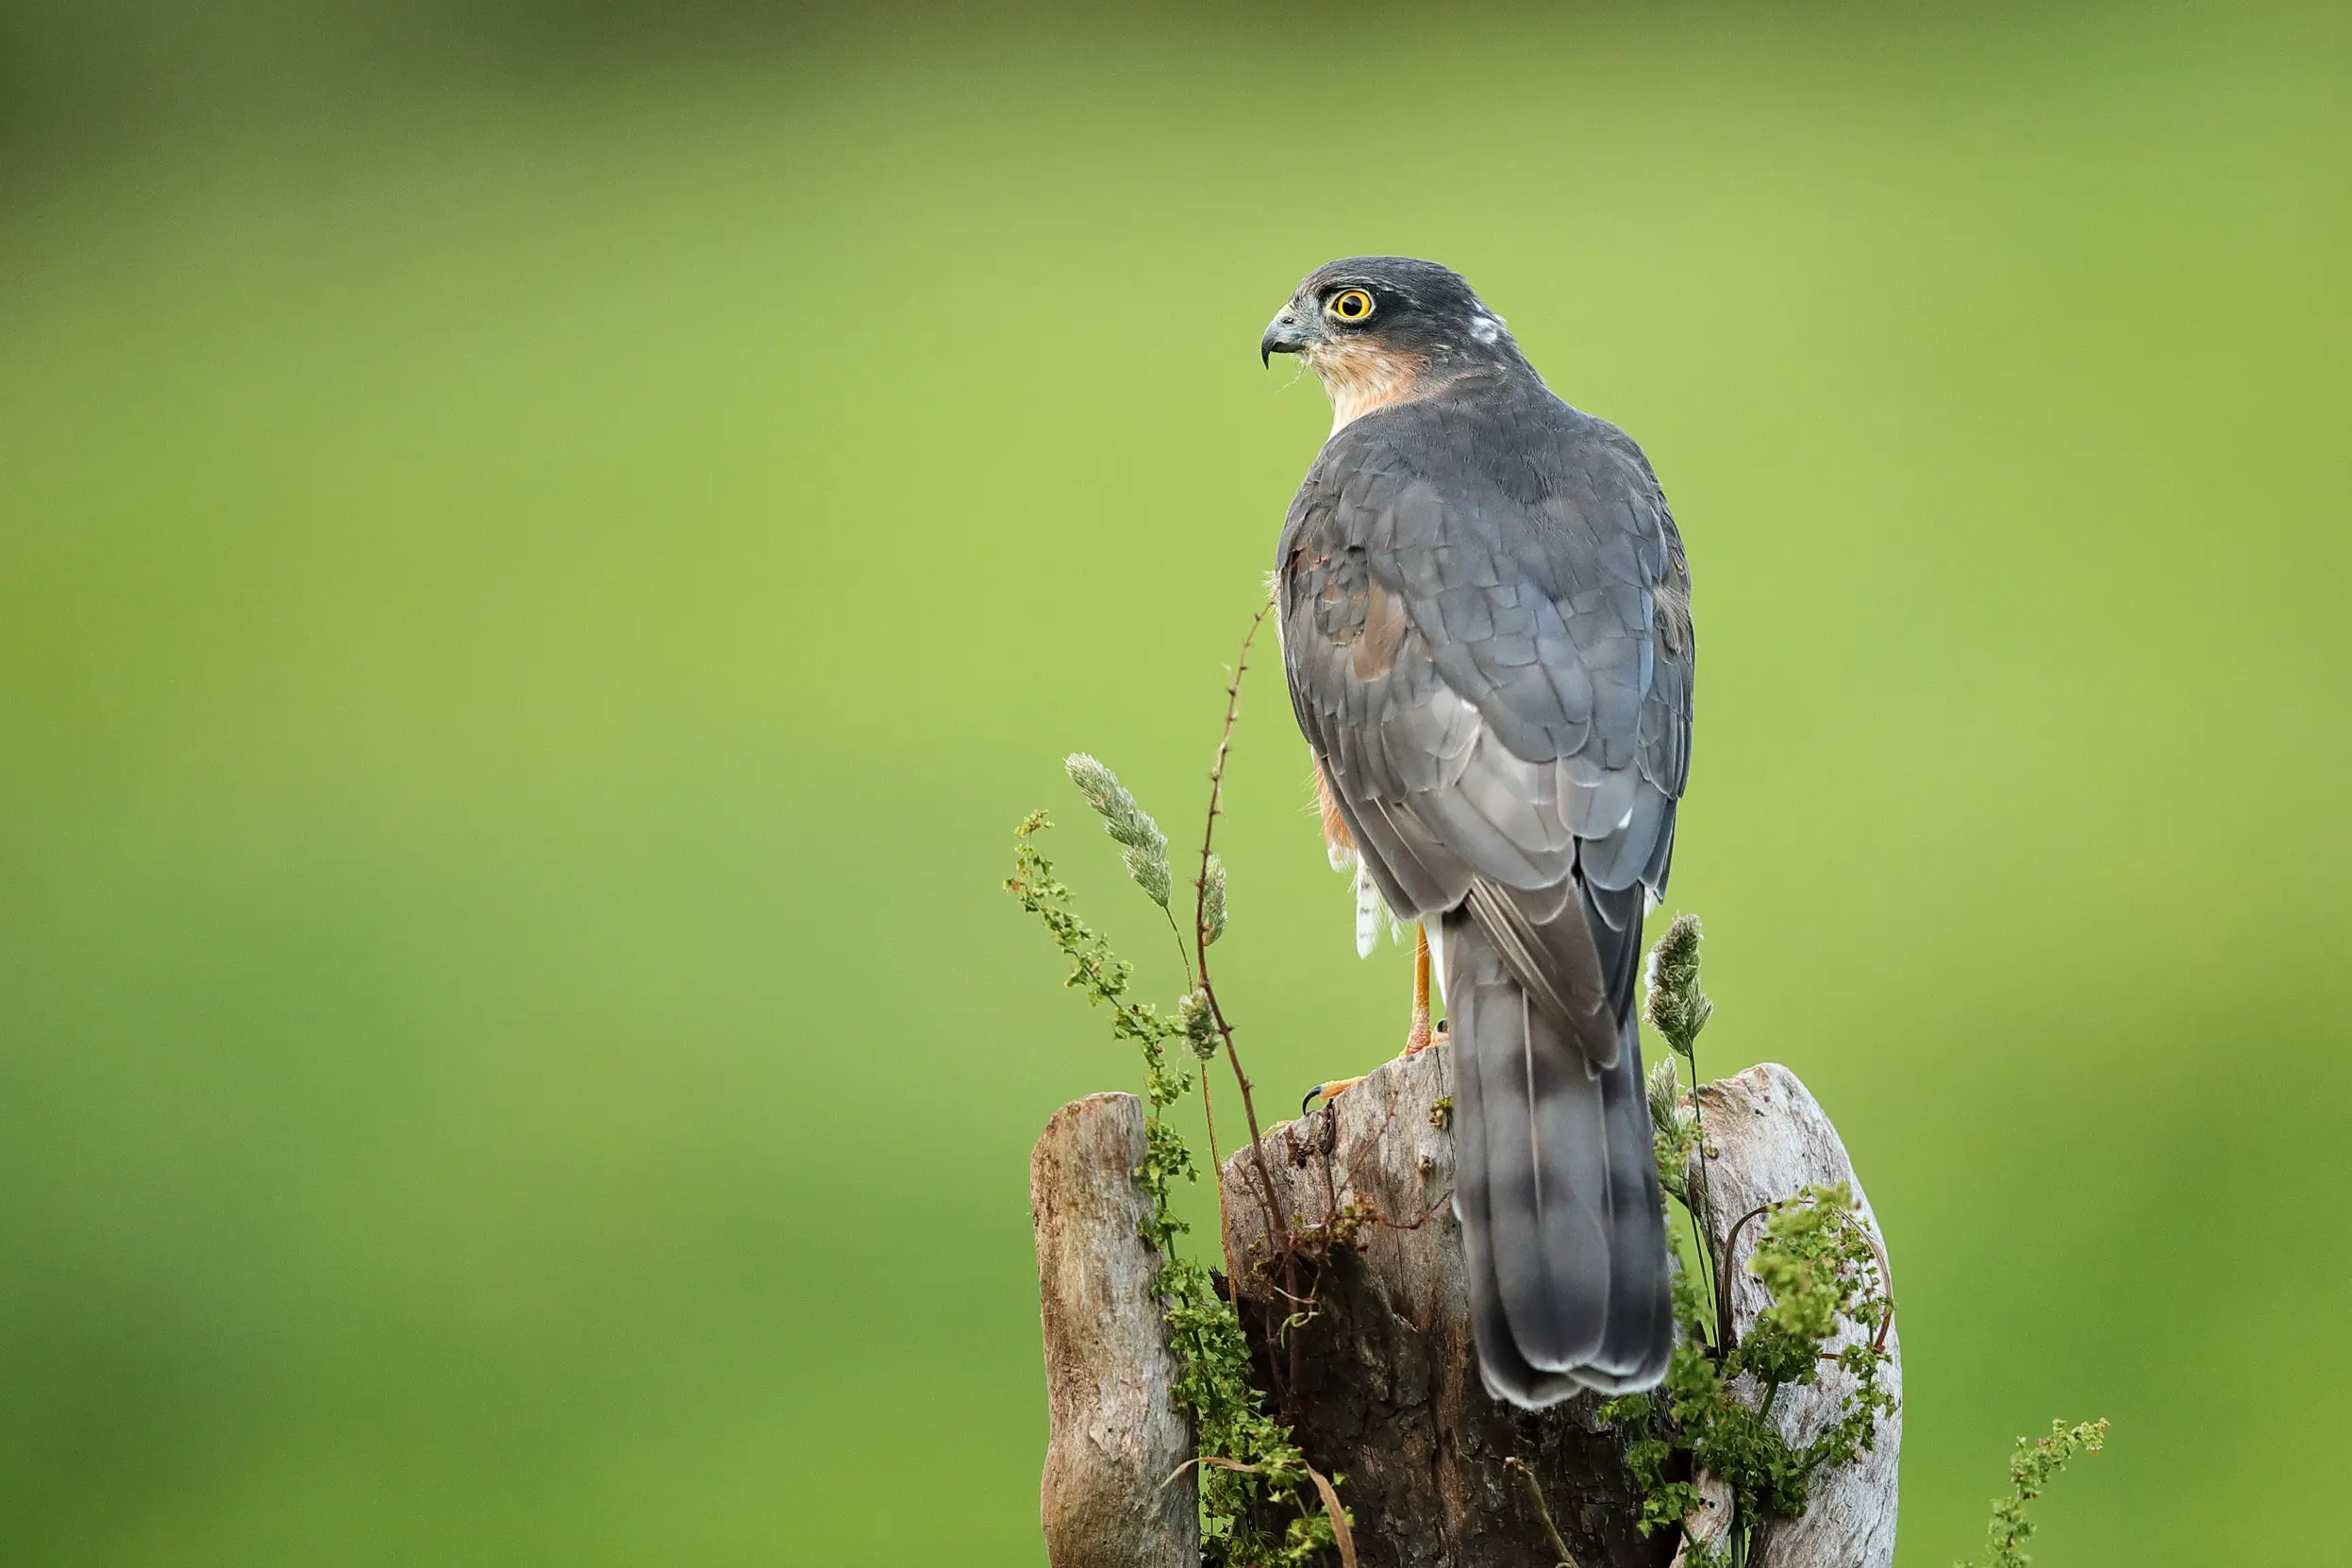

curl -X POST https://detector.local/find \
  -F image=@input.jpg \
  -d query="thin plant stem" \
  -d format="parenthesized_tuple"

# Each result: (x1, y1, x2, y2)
(1197, 1057, 1238, 1291)
(1503, 1457, 1583, 1568)
(1157, 906, 1198, 995)
(1685, 1202, 1714, 1345)
(1681, 1043, 1721, 1319)
(1193, 598, 1286, 1247)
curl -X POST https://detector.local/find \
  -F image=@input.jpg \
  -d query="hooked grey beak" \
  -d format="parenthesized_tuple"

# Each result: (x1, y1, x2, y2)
(1260, 310, 1317, 367)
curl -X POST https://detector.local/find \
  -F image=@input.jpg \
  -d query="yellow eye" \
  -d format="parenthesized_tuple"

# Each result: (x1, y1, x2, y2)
(1326, 289, 1376, 323)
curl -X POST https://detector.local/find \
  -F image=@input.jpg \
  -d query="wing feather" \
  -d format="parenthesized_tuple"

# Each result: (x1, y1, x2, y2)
(1278, 385, 1692, 1061)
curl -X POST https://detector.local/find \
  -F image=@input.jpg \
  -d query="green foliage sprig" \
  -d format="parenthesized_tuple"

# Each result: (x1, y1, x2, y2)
(1605, 1183, 1897, 1568)
(1606, 921, 1896, 1568)
(1010, 789, 1346, 1566)
(1164, 1249, 1344, 1566)
(1959, 1419, 2109, 1568)
(1616, 919, 2109, 1568)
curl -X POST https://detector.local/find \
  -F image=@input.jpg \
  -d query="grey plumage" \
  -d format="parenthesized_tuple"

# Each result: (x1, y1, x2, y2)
(1268, 258, 1692, 1404)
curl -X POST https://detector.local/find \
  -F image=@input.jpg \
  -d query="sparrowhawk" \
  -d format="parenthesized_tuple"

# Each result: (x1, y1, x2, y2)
(1262, 257, 1691, 1404)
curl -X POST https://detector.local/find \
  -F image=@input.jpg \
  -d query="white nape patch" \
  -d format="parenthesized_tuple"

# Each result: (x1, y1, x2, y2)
(1469, 315, 1500, 344)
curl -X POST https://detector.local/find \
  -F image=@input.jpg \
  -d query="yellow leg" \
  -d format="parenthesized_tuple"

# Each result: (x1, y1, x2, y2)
(1405, 923, 1434, 1055)
(1307, 924, 1445, 1114)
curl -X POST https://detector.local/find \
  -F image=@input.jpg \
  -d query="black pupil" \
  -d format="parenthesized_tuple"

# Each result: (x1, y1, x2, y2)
(1342, 294, 1363, 315)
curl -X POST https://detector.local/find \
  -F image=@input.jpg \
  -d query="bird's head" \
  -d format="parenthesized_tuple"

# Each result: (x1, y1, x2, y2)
(1260, 257, 1523, 429)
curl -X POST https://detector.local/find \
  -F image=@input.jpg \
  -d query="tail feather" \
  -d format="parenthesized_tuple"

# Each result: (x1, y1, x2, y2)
(1450, 1101, 1590, 1407)
(1443, 907, 1672, 1405)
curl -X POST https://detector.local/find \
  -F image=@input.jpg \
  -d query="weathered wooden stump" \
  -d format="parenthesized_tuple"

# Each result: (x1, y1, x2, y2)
(1675, 1063, 1902, 1568)
(1027, 1057, 1900, 1567)
(1220, 1043, 1671, 1568)
(1030, 1093, 1196, 1568)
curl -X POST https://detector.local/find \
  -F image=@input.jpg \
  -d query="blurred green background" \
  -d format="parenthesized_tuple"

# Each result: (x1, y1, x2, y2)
(3, 1, 2347, 1561)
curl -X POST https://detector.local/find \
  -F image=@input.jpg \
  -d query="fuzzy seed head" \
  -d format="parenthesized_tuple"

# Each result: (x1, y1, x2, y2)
(1064, 752, 1172, 909)
(1200, 855, 1228, 946)
(1178, 989, 1219, 1061)
(1647, 1057, 1682, 1129)
(1643, 912, 1712, 1056)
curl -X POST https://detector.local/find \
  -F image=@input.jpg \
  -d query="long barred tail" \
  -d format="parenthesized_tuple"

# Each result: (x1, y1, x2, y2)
(1443, 908, 1673, 1405)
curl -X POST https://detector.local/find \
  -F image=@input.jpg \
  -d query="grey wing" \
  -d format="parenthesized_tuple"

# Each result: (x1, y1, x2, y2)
(1277, 403, 1692, 1398)
(1278, 410, 1693, 1058)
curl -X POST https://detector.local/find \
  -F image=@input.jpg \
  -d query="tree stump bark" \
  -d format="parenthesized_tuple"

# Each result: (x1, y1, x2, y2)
(1030, 1092, 1197, 1568)
(1027, 1057, 1901, 1568)
(1219, 1043, 1674, 1568)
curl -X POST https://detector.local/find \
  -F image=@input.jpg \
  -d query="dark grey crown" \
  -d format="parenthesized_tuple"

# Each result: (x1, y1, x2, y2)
(1295, 256, 1522, 365)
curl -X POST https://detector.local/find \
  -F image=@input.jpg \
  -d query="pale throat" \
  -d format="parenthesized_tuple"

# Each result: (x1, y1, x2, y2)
(1305, 342, 1429, 434)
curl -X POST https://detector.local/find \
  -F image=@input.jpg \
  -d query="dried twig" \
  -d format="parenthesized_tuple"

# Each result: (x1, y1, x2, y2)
(1716, 1201, 1776, 1356)
(1163, 1456, 1358, 1568)
(1375, 1190, 1455, 1231)
(1503, 1457, 1583, 1568)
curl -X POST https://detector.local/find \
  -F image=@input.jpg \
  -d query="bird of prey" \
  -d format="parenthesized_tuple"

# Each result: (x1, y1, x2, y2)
(1261, 258, 1692, 1404)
